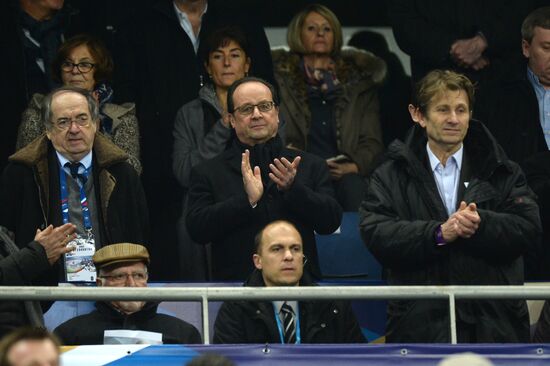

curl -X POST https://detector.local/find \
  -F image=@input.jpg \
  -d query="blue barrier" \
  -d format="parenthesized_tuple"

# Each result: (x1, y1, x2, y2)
(60, 344, 550, 366)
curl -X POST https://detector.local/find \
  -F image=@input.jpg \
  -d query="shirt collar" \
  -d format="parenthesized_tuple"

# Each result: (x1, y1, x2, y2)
(56, 150, 93, 169)
(527, 66, 544, 88)
(426, 142, 463, 171)
(273, 300, 298, 313)
(172, 1, 208, 24)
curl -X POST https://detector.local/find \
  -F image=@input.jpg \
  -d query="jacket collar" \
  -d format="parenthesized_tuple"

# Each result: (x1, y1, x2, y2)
(95, 301, 160, 320)
(9, 133, 129, 169)
(389, 119, 510, 180)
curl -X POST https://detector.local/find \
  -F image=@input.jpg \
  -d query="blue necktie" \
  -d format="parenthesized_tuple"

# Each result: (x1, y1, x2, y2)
(65, 162, 87, 185)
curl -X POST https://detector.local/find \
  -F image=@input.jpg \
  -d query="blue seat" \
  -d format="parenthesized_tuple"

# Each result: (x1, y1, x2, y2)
(316, 212, 382, 280)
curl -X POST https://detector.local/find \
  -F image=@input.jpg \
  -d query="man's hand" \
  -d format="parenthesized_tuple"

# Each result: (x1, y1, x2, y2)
(269, 156, 301, 191)
(241, 149, 264, 205)
(441, 201, 481, 242)
(471, 56, 490, 71)
(450, 35, 488, 68)
(326, 161, 358, 180)
(34, 223, 77, 265)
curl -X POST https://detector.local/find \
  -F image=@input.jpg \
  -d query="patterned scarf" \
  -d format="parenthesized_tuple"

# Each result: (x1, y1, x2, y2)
(94, 83, 114, 135)
(301, 58, 341, 100)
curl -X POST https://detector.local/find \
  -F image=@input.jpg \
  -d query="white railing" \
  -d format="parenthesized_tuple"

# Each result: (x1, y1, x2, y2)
(1, 285, 549, 344)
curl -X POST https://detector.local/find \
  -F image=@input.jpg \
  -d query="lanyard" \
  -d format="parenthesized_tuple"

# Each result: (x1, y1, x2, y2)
(273, 303, 301, 344)
(59, 163, 93, 232)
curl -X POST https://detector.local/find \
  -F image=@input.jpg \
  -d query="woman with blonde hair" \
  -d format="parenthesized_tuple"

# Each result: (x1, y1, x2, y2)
(272, 4, 385, 210)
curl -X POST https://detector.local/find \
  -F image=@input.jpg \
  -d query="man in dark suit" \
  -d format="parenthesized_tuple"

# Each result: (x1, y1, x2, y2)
(186, 77, 342, 280)
(116, 0, 275, 280)
(213, 220, 365, 344)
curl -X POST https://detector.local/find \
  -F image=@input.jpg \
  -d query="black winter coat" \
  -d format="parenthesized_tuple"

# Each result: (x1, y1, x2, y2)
(389, 0, 531, 85)
(186, 136, 342, 280)
(213, 271, 365, 344)
(54, 301, 201, 345)
(359, 121, 541, 343)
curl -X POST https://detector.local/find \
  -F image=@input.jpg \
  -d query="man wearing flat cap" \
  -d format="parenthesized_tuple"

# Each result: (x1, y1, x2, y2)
(53, 243, 201, 345)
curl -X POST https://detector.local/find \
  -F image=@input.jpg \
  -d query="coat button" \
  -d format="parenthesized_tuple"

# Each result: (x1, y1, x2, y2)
(320, 323, 326, 328)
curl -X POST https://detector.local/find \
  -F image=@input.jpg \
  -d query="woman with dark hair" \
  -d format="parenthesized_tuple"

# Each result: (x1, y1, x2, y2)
(172, 26, 251, 279)
(16, 34, 141, 173)
(172, 26, 251, 189)
(272, 4, 385, 211)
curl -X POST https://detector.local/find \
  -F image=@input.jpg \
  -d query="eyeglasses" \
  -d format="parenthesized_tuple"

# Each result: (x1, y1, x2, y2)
(99, 271, 148, 284)
(61, 61, 95, 73)
(234, 101, 276, 116)
(54, 114, 92, 130)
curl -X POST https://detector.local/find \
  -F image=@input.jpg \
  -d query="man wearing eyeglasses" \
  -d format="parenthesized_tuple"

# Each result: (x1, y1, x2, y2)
(54, 243, 201, 345)
(186, 77, 342, 281)
(0, 86, 149, 287)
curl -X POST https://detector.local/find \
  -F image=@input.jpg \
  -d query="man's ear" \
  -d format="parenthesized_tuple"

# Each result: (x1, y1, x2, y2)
(228, 113, 236, 128)
(522, 39, 531, 59)
(253, 254, 262, 270)
(408, 104, 426, 127)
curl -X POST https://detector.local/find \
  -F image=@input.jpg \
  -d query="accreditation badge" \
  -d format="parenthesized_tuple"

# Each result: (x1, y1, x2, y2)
(64, 233, 96, 283)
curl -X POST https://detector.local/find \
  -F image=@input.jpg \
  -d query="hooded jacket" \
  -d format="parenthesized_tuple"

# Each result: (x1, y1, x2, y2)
(359, 120, 541, 342)
(272, 47, 385, 176)
(213, 270, 365, 344)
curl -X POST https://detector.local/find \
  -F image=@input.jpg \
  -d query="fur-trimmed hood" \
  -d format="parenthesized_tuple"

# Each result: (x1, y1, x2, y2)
(271, 46, 386, 88)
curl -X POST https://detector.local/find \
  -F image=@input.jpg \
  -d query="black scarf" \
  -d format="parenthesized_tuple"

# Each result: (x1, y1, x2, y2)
(234, 135, 283, 185)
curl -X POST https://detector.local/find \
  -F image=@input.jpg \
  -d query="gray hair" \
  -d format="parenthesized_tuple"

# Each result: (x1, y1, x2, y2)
(521, 6, 550, 43)
(41, 86, 99, 130)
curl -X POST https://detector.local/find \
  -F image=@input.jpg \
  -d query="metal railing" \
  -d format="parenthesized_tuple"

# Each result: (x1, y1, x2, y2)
(1, 285, 549, 344)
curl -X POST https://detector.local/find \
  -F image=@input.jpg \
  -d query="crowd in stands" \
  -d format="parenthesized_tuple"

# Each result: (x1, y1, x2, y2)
(1, 0, 550, 356)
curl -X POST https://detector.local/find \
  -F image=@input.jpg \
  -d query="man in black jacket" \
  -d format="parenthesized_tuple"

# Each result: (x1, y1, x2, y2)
(0, 223, 76, 337)
(116, 0, 276, 280)
(54, 243, 201, 345)
(360, 70, 541, 343)
(186, 77, 342, 280)
(474, 6, 550, 165)
(213, 220, 365, 344)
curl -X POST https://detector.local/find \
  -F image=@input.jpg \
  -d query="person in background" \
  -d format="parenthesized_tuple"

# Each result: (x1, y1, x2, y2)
(54, 243, 201, 345)
(272, 4, 384, 211)
(474, 6, 550, 166)
(16, 34, 141, 173)
(388, 0, 532, 89)
(116, 0, 276, 280)
(213, 220, 365, 344)
(172, 26, 251, 279)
